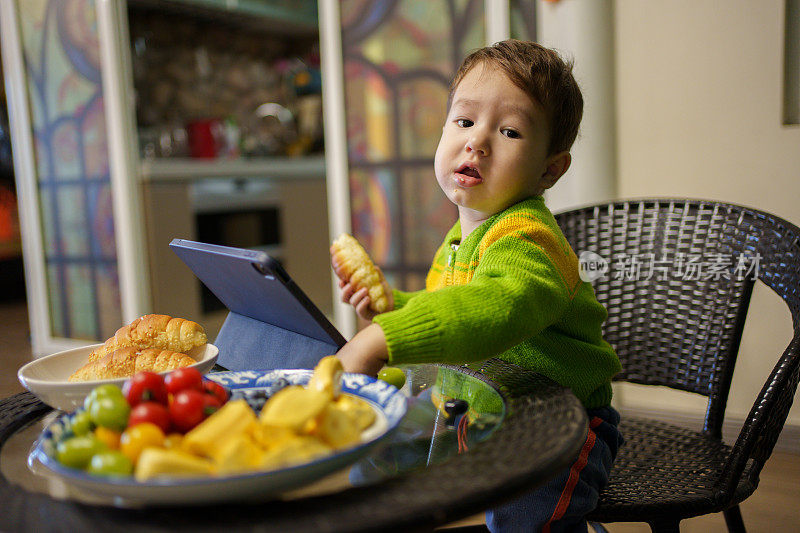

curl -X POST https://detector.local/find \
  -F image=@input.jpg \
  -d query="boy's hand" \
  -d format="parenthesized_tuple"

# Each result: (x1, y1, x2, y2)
(331, 253, 394, 322)
(336, 324, 388, 377)
(336, 275, 394, 322)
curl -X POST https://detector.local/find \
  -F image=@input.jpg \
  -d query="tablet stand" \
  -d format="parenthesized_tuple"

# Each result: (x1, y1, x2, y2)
(214, 312, 341, 371)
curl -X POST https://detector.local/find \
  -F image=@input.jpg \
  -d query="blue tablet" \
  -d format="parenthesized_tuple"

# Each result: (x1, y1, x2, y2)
(170, 238, 346, 370)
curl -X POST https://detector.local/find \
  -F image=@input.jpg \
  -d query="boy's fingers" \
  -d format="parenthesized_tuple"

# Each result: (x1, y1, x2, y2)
(349, 287, 369, 307)
(355, 297, 375, 321)
(342, 281, 360, 294)
(340, 283, 356, 302)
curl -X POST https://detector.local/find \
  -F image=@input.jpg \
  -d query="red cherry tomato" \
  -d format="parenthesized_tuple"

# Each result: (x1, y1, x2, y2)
(169, 389, 210, 433)
(165, 367, 203, 395)
(203, 392, 222, 412)
(123, 372, 168, 406)
(202, 380, 229, 405)
(128, 401, 171, 434)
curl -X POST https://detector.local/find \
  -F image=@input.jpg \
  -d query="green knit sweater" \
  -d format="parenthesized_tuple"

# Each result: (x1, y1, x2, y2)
(373, 196, 620, 408)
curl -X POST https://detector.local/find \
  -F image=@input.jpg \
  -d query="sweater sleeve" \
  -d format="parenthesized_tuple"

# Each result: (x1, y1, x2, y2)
(390, 289, 426, 311)
(374, 231, 574, 366)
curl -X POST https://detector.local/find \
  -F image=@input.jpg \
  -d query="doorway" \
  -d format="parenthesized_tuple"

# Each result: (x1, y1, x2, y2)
(0, 40, 25, 302)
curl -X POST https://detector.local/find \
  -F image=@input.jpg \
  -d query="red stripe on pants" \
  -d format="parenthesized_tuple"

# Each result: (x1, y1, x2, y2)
(542, 417, 603, 532)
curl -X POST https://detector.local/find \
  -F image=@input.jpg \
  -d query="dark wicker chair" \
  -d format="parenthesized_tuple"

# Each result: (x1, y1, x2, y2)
(551, 198, 800, 532)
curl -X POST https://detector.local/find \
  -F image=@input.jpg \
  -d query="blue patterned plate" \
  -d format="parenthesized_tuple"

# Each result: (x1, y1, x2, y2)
(28, 369, 407, 506)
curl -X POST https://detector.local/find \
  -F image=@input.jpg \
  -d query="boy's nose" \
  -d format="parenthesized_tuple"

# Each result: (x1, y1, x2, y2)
(465, 136, 488, 156)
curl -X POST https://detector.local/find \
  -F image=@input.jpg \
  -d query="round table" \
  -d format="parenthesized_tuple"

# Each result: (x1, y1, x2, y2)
(0, 359, 588, 532)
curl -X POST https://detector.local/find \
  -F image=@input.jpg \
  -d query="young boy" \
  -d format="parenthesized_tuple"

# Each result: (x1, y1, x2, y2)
(333, 40, 622, 532)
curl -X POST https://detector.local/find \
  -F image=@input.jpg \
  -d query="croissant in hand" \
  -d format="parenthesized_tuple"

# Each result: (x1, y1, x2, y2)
(69, 347, 197, 382)
(330, 233, 390, 313)
(87, 314, 207, 363)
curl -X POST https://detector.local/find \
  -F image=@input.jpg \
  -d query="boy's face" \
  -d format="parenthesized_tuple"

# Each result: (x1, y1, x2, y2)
(435, 64, 566, 228)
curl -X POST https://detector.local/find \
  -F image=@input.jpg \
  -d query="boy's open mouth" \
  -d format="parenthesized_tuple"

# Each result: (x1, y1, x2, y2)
(454, 163, 483, 187)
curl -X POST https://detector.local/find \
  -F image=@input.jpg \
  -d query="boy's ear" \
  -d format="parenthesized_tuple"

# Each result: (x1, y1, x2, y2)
(540, 151, 571, 189)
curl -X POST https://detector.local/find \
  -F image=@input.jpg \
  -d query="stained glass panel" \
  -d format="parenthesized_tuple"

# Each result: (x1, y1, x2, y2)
(55, 184, 88, 256)
(400, 166, 452, 265)
(46, 263, 64, 335)
(344, 60, 394, 162)
(51, 120, 81, 179)
(398, 77, 449, 159)
(65, 264, 96, 339)
(18, 0, 121, 340)
(348, 167, 398, 265)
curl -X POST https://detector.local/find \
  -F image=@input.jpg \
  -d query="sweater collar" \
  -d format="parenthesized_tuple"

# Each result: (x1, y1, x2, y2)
(449, 196, 546, 249)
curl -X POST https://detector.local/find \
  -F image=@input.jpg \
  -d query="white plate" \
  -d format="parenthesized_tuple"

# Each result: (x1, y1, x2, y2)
(17, 343, 219, 411)
(28, 369, 407, 505)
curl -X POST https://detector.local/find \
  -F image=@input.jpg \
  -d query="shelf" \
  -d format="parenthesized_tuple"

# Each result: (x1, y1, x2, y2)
(127, 0, 319, 36)
(139, 155, 326, 182)
(191, 181, 280, 213)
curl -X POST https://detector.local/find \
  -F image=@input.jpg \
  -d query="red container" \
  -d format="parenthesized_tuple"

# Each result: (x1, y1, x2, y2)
(187, 120, 220, 159)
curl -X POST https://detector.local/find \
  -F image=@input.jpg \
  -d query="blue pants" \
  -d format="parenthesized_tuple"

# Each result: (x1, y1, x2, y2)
(486, 406, 623, 533)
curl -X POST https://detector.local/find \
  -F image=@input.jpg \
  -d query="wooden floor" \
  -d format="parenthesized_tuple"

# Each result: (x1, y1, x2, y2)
(2, 301, 798, 532)
(0, 300, 32, 399)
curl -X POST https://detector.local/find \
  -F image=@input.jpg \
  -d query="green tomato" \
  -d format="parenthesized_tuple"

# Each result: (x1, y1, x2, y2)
(70, 411, 94, 436)
(89, 395, 130, 431)
(83, 384, 125, 411)
(377, 366, 406, 389)
(87, 450, 133, 476)
(56, 435, 107, 469)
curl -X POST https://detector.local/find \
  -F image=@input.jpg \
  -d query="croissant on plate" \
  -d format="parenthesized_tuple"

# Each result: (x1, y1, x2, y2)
(87, 314, 207, 364)
(330, 233, 390, 313)
(69, 347, 197, 382)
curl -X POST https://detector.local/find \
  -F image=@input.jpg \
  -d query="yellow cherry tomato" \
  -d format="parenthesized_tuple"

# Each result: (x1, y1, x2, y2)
(94, 426, 121, 450)
(120, 422, 165, 464)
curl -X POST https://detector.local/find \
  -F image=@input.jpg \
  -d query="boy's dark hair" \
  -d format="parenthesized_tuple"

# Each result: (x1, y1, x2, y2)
(449, 39, 583, 155)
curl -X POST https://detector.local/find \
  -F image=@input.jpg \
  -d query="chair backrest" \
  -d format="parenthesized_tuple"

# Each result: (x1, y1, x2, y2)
(554, 199, 800, 462)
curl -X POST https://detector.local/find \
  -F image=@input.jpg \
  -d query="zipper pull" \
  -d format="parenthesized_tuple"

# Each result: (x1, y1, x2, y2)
(447, 243, 459, 267)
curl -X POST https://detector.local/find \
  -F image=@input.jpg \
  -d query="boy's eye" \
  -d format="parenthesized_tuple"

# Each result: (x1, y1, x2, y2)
(501, 128, 521, 139)
(456, 119, 473, 128)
